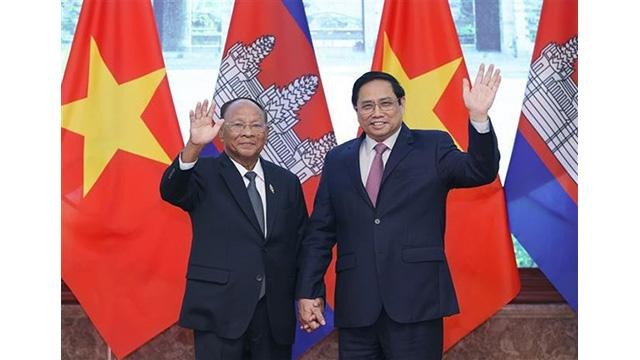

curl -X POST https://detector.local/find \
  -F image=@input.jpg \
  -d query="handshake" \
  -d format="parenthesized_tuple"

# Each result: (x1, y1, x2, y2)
(297, 298, 326, 333)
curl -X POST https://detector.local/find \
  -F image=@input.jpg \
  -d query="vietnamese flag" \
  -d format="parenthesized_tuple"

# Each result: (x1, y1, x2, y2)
(61, 0, 190, 357)
(372, 0, 521, 350)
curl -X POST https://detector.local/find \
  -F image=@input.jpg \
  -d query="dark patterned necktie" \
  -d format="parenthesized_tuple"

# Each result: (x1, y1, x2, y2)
(244, 171, 266, 299)
(244, 171, 265, 235)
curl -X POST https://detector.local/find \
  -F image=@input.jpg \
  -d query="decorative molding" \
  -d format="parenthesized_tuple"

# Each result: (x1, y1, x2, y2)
(512, 268, 565, 303)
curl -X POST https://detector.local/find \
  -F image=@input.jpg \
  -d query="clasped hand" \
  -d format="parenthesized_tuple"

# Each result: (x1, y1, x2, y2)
(297, 298, 326, 333)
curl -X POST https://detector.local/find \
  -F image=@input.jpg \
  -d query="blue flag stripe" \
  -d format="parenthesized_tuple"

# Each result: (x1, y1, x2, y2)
(281, 0, 313, 44)
(293, 306, 335, 358)
(505, 132, 577, 310)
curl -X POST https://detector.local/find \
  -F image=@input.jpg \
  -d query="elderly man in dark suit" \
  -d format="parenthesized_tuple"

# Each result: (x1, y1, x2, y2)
(296, 65, 502, 359)
(161, 97, 307, 359)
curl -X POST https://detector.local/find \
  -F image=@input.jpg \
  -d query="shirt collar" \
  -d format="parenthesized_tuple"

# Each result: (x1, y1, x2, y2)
(363, 125, 402, 152)
(228, 156, 265, 182)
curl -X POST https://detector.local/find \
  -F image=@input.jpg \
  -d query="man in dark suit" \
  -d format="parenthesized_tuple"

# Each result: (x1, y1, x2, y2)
(296, 65, 502, 359)
(161, 97, 308, 359)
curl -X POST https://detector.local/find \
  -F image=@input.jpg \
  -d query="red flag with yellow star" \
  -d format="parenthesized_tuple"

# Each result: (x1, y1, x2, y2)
(372, 0, 520, 350)
(61, 0, 190, 357)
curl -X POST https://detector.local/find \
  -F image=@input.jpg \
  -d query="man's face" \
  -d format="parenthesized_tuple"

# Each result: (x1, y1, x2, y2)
(355, 79, 404, 142)
(220, 100, 268, 166)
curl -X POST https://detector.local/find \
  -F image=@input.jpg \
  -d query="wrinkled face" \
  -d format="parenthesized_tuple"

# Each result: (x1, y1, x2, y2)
(220, 100, 268, 166)
(355, 79, 404, 142)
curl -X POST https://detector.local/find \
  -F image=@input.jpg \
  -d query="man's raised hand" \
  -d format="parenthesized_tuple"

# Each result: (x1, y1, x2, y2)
(188, 98, 224, 146)
(462, 63, 502, 122)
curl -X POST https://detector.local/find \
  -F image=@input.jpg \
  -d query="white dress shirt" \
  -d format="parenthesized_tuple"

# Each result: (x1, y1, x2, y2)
(179, 154, 268, 236)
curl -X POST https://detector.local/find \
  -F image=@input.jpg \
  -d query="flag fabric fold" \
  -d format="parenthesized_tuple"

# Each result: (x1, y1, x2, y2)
(504, 0, 578, 311)
(371, 0, 521, 350)
(61, 0, 191, 357)
(211, 1, 337, 357)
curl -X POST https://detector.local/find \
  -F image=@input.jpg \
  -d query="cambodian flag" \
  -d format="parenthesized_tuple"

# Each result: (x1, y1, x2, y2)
(504, 0, 578, 311)
(212, 0, 337, 357)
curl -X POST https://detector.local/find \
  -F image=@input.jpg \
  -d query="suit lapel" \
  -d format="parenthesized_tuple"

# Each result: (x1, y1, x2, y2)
(219, 153, 264, 236)
(263, 159, 280, 243)
(381, 124, 415, 187)
(344, 134, 374, 208)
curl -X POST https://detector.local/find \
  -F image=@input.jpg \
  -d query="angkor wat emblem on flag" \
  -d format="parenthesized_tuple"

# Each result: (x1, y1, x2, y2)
(522, 36, 578, 183)
(213, 35, 337, 184)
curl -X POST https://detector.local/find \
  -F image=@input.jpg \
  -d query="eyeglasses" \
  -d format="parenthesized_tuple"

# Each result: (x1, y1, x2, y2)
(356, 98, 399, 115)
(226, 122, 267, 133)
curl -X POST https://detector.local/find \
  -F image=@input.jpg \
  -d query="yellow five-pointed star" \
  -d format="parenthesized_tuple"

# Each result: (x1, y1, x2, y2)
(62, 37, 171, 197)
(380, 32, 462, 141)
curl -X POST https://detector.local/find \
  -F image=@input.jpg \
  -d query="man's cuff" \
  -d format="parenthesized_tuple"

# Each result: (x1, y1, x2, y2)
(470, 118, 491, 134)
(178, 152, 197, 170)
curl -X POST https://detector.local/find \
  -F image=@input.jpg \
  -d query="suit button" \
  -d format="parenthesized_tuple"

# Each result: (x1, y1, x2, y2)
(374, 218, 381, 225)
(256, 274, 264, 282)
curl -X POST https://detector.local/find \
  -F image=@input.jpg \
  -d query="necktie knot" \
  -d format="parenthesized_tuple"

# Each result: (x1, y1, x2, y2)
(374, 143, 388, 155)
(245, 171, 257, 182)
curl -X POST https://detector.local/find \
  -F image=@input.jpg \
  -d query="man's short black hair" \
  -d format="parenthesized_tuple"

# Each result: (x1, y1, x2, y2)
(351, 71, 405, 107)
(219, 97, 267, 121)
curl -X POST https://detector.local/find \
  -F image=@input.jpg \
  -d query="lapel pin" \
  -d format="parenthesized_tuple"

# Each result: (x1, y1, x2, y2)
(269, 184, 275, 194)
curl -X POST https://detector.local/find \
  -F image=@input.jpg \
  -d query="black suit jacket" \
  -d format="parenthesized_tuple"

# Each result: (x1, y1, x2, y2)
(161, 152, 307, 344)
(296, 123, 499, 328)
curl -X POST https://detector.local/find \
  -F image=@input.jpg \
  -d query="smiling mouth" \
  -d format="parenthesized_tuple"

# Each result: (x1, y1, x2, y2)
(370, 121, 387, 127)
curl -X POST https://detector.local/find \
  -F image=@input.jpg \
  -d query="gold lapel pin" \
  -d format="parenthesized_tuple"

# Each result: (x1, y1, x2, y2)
(269, 184, 275, 194)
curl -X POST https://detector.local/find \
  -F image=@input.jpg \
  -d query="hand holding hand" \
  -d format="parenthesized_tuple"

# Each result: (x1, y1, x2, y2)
(297, 298, 326, 333)
(462, 63, 501, 122)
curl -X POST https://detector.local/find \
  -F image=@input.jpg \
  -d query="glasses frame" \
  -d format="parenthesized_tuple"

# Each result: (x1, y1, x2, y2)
(356, 98, 400, 115)
(225, 122, 268, 134)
